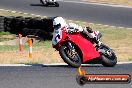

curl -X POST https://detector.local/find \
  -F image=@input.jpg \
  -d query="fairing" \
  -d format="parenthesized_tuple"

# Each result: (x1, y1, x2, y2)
(67, 34, 100, 62)
(52, 27, 100, 63)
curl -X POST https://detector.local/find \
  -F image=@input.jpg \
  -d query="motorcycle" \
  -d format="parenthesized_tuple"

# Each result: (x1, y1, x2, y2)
(52, 26, 117, 68)
(40, 0, 59, 7)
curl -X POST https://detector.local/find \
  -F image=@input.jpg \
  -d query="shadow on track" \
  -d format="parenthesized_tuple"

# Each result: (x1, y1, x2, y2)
(30, 4, 44, 7)
(30, 4, 58, 7)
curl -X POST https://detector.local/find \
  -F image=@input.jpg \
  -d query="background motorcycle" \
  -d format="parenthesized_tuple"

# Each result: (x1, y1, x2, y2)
(40, 0, 59, 7)
(52, 27, 117, 68)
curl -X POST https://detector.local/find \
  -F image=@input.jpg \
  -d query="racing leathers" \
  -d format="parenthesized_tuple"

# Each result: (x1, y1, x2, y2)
(64, 23, 102, 44)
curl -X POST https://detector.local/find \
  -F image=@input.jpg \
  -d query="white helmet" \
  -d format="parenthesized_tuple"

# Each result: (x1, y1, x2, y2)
(53, 16, 67, 29)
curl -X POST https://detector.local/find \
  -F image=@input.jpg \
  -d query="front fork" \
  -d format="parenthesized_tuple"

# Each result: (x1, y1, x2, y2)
(96, 43, 112, 57)
(67, 42, 77, 59)
(67, 42, 76, 53)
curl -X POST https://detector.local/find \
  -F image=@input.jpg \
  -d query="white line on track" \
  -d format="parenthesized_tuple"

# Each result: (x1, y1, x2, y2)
(0, 62, 131, 66)
(0, 64, 32, 66)
(61, 0, 132, 9)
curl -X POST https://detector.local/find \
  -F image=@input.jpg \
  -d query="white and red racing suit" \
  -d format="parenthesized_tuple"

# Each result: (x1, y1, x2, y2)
(64, 23, 102, 44)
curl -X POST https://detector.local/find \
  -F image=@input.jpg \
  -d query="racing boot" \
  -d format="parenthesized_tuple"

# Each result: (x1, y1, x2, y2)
(83, 27, 102, 44)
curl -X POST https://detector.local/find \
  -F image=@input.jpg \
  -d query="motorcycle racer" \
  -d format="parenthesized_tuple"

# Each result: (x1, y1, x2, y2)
(40, 0, 59, 7)
(52, 16, 102, 44)
(41, 0, 57, 4)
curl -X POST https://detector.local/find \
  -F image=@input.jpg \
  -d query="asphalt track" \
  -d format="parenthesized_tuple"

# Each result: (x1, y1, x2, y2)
(0, 64, 131, 88)
(0, 0, 132, 27)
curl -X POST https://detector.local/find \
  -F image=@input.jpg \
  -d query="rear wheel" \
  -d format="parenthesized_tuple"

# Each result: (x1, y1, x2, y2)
(59, 42, 82, 68)
(99, 44, 117, 67)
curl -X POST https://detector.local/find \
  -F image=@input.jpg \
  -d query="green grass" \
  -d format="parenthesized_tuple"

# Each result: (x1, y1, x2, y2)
(33, 40, 52, 48)
(0, 32, 11, 35)
(0, 45, 28, 51)
(0, 40, 52, 51)
(0, 32, 16, 42)
(128, 57, 132, 61)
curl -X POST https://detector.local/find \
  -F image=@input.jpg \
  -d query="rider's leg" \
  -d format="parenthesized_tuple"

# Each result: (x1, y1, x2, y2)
(83, 27, 102, 44)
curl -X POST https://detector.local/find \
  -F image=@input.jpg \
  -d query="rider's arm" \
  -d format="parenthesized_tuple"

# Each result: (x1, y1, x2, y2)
(65, 23, 83, 33)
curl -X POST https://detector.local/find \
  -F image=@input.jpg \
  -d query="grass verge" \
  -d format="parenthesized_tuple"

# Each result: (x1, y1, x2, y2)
(0, 32, 16, 42)
(0, 9, 132, 64)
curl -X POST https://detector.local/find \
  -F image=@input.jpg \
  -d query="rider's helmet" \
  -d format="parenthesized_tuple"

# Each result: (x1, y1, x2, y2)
(53, 16, 67, 29)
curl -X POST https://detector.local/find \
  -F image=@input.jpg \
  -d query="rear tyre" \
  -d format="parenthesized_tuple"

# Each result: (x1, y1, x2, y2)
(99, 44, 117, 67)
(59, 42, 82, 68)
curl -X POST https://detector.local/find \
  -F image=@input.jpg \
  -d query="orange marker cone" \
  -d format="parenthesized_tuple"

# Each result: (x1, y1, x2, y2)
(18, 33, 23, 62)
(18, 33, 23, 52)
(28, 38, 33, 59)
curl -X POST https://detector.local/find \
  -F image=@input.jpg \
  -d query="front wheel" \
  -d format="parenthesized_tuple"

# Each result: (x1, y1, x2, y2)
(98, 44, 117, 67)
(59, 42, 82, 68)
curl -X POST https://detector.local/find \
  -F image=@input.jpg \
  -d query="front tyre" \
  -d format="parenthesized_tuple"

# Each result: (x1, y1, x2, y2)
(99, 44, 117, 67)
(59, 42, 82, 68)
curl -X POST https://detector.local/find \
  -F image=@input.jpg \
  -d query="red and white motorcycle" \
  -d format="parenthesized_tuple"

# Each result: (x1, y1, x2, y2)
(52, 25, 117, 68)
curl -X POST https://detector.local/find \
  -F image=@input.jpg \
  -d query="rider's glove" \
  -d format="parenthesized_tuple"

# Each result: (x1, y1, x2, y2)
(74, 28, 79, 32)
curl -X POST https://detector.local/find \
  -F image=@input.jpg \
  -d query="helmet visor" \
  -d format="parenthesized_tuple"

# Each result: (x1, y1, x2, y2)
(53, 23, 61, 29)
